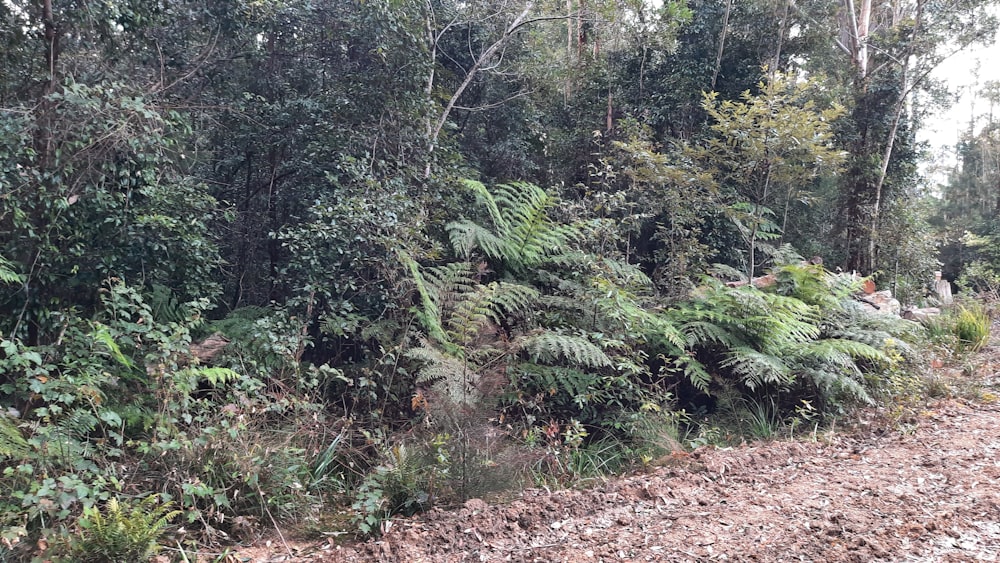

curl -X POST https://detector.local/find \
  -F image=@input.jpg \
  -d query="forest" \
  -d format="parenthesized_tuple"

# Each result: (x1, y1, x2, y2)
(1, 0, 999, 560)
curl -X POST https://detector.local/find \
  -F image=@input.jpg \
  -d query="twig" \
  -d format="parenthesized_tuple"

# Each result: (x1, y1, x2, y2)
(257, 483, 294, 558)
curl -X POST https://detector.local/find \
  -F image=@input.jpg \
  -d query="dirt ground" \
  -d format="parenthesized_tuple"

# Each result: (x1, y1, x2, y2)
(240, 331, 1000, 563)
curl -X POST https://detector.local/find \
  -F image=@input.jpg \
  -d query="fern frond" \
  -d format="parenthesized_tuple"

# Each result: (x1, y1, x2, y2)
(674, 354, 712, 392)
(720, 346, 791, 390)
(209, 306, 270, 340)
(595, 257, 653, 288)
(57, 409, 100, 438)
(447, 220, 507, 263)
(0, 415, 30, 459)
(462, 179, 508, 235)
(148, 283, 187, 324)
(194, 367, 241, 386)
(451, 181, 587, 273)
(0, 255, 23, 285)
(399, 251, 451, 347)
(518, 332, 613, 369)
(649, 316, 687, 352)
(795, 338, 888, 366)
(681, 320, 741, 348)
(91, 326, 134, 369)
(406, 343, 479, 407)
(422, 262, 477, 303)
(74, 495, 180, 562)
(801, 367, 873, 405)
(446, 281, 538, 346)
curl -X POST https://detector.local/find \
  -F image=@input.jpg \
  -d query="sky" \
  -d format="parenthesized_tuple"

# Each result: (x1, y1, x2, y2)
(918, 20, 1000, 187)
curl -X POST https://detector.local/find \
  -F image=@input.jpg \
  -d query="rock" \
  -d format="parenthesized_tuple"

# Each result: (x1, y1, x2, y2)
(189, 332, 231, 363)
(933, 271, 953, 306)
(902, 307, 941, 324)
(861, 278, 876, 295)
(859, 290, 900, 315)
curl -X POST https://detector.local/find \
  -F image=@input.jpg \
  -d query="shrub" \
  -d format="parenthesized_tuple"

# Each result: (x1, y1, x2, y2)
(954, 304, 991, 353)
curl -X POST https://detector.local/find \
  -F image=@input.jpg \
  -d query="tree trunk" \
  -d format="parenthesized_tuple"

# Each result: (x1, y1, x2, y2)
(711, 0, 732, 91)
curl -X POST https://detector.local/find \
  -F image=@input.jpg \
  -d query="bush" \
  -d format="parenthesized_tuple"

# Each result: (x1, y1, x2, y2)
(954, 305, 991, 353)
(0, 281, 329, 557)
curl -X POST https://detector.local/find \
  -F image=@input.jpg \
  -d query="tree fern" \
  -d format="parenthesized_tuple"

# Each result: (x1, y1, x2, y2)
(801, 366, 872, 405)
(447, 281, 538, 347)
(447, 181, 586, 274)
(794, 338, 888, 366)
(720, 346, 792, 390)
(399, 252, 452, 350)
(402, 252, 539, 354)
(517, 332, 613, 369)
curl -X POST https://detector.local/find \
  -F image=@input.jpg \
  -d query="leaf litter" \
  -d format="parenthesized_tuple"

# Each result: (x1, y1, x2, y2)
(242, 331, 1000, 563)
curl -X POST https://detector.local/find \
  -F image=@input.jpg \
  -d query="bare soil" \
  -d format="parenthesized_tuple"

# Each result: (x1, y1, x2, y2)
(240, 334, 1000, 563)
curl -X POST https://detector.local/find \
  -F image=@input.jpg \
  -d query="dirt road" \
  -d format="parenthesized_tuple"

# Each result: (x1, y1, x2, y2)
(319, 398, 999, 562)
(244, 339, 1000, 562)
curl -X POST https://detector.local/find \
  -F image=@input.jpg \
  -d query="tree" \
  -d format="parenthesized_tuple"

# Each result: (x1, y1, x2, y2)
(698, 73, 845, 278)
(832, 0, 998, 273)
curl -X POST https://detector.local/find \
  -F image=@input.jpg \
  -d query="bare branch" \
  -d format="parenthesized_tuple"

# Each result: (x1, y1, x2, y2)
(454, 89, 535, 111)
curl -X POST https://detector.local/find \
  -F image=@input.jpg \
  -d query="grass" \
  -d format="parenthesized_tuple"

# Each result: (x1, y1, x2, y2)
(955, 304, 991, 352)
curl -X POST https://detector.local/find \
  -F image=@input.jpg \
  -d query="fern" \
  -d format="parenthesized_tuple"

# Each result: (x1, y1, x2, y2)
(70, 495, 180, 563)
(795, 338, 888, 366)
(518, 332, 613, 369)
(721, 346, 791, 390)
(447, 281, 538, 347)
(91, 326, 134, 369)
(195, 367, 241, 386)
(406, 343, 479, 407)
(400, 252, 452, 349)
(448, 181, 586, 274)
(0, 254, 22, 285)
(0, 415, 30, 460)
(208, 306, 270, 340)
(801, 366, 872, 405)
(147, 283, 187, 324)
(403, 252, 539, 354)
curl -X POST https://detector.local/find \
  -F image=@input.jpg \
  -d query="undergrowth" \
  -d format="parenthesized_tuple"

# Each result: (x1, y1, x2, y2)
(0, 181, 969, 553)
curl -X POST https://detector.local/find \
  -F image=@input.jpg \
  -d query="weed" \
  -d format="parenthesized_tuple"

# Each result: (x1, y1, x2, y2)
(954, 304, 990, 353)
(921, 374, 953, 399)
(740, 397, 783, 440)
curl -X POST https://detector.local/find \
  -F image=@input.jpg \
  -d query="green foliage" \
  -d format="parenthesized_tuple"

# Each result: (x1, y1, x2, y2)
(0, 255, 21, 286)
(519, 332, 613, 369)
(697, 73, 845, 277)
(0, 415, 29, 460)
(448, 181, 588, 275)
(0, 281, 324, 556)
(0, 0, 983, 550)
(954, 305, 991, 353)
(664, 264, 922, 415)
(958, 260, 1000, 302)
(349, 441, 444, 537)
(65, 495, 180, 563)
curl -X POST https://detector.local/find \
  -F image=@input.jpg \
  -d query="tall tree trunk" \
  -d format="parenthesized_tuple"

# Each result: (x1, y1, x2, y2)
(711, 0, 732, 91)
